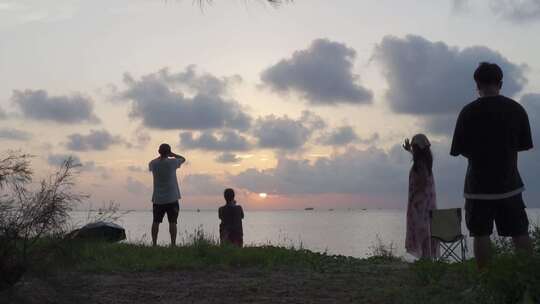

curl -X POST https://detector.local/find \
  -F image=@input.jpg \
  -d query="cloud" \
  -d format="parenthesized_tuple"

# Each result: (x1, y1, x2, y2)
(427, 93, 540, 207)
(158, 65, 242, 96)
(521, 93, 540, 111)
(451, 0, 469, 12)
(453, 0, 540, 22)
(261, 38, 373, 105)
(373, 35, 527, 135)
(0, 128, 32, 141)
(66, 129, 125, 151)
(379, 91, 540, 208)
(520, 93, 540, 144)
(253, 111, 325, 150)
(509, 93, 540, 204)
(47, 153, 82, 166)
(318, 126, 358, 146)
(215, 152, 242, 163)
(126, 176, 150, 195)
(427, 142, 469, 203)
(179, 130, 251, 151)
(359, 133, 380, 145)
(119, 68, 251, 131)
(489, 0, 540, 22)
(82, 161, 111, 179)
(183, 174, 224, 195)
(47, 154, 107, 175)
(127, 165, 144, 172)
(229, 141, 475, 207)
(230, 146, 408, 195)
(373, 35, 526, 116)
(424, 115, 462, 136)
(521, 93, 540, 105)
(12, 89, 100, 124)
(516, 94, 540, 203)
(126, 128, 151, 150)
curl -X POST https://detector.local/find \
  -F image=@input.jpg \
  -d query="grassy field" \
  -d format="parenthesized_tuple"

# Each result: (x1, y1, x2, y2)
(2, 228, 539, 304)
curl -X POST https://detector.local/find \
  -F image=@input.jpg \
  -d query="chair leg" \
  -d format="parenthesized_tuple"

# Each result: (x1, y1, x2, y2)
(461, 240, 466, 262)
(439, 241, 467, 263)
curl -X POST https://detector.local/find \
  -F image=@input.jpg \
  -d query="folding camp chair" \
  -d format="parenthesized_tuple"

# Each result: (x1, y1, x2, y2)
(430, 208, 467, 262)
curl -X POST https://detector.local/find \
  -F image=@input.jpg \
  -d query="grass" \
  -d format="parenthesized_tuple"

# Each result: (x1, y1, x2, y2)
(37, 236, 400, 274)
(54, 242, 364, 272)
(8, 226, 540, 304)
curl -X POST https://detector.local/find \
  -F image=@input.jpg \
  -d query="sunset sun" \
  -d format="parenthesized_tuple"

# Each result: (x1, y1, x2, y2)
(258, 193, 268, 199)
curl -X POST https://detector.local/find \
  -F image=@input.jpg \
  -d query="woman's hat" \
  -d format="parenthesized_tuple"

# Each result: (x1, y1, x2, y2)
(411, 134, 431, 149)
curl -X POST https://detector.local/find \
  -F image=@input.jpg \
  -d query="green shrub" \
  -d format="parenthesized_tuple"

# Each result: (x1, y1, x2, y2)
(470, 253, 540, 304)
(469, 223, 540, 303)
(366, 236, 402, 263)
(0, 154, 84, 290)
(412, 259, 450, 286)
(531, 224, 540, 254)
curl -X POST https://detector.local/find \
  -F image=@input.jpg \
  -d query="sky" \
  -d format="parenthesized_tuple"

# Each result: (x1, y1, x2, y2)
(2, 0, 540, 210)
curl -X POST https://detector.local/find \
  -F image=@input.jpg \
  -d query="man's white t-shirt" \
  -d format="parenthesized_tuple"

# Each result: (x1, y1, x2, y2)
(148, 157, 184, 204)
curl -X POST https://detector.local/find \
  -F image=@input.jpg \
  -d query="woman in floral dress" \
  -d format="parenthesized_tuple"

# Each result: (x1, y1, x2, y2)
(403, 134, 439, 259)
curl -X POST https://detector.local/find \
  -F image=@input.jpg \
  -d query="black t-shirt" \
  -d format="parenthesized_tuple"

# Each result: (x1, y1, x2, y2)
(218, 204, 244, 236)
(450, 95, 533, 199)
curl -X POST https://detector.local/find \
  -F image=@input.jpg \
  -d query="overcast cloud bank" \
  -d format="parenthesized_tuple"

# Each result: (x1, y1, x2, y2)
(261, 39, 373, 105)
(12, 89, 100, 124)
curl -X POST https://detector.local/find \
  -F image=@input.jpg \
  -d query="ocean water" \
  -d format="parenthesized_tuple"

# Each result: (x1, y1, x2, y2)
(70, 209, 540, 259)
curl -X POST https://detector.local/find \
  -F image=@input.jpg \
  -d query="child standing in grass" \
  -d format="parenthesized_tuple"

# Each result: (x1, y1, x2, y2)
(403, 134, 439, 259)
(219, 188, 244, 247)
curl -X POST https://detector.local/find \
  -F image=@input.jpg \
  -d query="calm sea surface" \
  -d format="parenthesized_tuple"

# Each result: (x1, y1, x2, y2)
(70, 209, 540, 259)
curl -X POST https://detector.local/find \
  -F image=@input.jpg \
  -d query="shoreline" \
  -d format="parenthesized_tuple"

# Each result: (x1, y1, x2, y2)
(70, 208, 408, 212)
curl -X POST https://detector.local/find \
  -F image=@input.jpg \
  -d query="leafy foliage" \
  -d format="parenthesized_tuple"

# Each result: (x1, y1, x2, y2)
(0, 153, 84, 290)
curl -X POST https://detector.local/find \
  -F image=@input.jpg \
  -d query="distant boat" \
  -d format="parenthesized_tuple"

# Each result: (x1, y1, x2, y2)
(304, 207, 314, 211)
(197, 209, 200, 213)
(328, 209, 334, 211)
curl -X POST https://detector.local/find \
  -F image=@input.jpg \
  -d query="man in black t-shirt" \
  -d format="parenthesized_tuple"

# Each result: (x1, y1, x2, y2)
(451, 62, 533, 270)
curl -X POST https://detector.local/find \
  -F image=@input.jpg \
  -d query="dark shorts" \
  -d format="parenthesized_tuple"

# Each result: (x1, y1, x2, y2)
(153, 201, 179, 224)
(465, 194, 529, 237)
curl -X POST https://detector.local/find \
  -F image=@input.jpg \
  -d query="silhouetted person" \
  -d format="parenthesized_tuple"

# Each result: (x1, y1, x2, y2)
(451, 62, 533, 270)
(219, 188, 244, 247)
(148, 143, 186, 247)
(403, 134, 439, 259)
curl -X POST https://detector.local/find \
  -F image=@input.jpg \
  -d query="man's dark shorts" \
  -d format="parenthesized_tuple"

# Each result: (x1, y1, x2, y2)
(465, 194, 529, 237)
(153, 201, 179, 224)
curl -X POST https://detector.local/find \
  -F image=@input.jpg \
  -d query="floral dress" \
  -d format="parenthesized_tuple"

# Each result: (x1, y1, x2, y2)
(406, 164, 439, 259)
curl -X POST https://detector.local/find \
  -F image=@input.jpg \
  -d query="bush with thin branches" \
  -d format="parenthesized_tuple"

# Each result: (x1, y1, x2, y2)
(0, 152, 85, 290)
